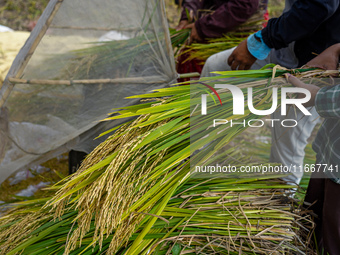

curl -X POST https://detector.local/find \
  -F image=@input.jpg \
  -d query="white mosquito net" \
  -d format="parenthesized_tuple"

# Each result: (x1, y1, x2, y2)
(0, 0, 177, 183)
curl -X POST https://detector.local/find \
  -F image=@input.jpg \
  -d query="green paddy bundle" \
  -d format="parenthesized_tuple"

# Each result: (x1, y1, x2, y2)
(1, 67, 332, 255)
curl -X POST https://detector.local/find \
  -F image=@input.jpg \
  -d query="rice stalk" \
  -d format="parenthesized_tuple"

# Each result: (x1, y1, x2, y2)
(0, 66, 332, 254)
(171, 11, 266, 62)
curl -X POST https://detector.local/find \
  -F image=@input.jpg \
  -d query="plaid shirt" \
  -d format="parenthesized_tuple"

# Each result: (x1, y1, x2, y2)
(313, 84, 340, 184)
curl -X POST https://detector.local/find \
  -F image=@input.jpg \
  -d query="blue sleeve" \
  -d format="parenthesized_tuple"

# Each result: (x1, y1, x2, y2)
(247, 30, 271, 60)
(262, 0, 340, 49)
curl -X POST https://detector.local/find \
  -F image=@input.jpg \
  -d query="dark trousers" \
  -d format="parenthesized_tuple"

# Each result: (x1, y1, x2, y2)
(305, 172, 340, 255)
(68, 150, 87, 175)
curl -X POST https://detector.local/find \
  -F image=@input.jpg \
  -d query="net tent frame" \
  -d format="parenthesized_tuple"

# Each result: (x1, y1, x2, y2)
(0, 0, 177, 184)
(0, 0, 63, 106)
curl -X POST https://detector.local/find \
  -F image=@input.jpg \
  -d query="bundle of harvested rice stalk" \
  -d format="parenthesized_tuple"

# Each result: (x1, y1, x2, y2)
(0, 66, 333, 255)
(181, 33, 250, 64)
(0, 177, 314, 255)
(171, 10, 266, 62)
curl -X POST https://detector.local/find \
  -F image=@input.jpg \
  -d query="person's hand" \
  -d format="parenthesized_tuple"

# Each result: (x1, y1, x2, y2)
(185, 23, 202, 44)
(285, 73, 320, 107)
(228, 40, 257, 70)
(175, 20, 189, 31)
(305, 43, 340, 71)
